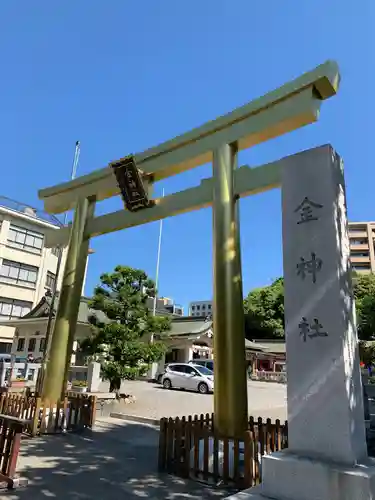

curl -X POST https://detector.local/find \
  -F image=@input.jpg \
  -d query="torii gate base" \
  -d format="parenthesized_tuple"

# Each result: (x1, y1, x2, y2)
(227, 146, 374, 499)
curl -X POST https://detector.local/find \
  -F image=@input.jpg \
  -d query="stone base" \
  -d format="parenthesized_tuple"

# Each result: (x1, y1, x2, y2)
(226, 451, 375, 500)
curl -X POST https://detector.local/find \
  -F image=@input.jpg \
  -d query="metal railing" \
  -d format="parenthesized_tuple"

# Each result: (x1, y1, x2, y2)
(0, 195, 63, 227)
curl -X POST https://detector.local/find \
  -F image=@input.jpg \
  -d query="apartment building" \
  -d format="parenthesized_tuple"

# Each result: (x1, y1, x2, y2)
(152, 297, 184, 317)
(0, 196, 68, 353)
(189, 300, 212, 317)
(349, 221, 375, 274)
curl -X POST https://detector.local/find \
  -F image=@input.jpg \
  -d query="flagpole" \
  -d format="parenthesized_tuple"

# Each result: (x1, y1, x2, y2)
(153, 188, 165, 317)
(148, 188, 165, 381)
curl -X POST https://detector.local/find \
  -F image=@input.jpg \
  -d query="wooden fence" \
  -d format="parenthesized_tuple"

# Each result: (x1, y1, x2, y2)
(0, 393, 96, 437)
(0, 415, 25, 489)
(158, 414, 288, 489)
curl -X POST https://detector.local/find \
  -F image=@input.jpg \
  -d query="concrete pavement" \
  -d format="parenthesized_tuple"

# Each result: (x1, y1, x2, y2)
(3, 418, 234, 500)
(2, 381, 287, 499)
(101, 380, 287, 422)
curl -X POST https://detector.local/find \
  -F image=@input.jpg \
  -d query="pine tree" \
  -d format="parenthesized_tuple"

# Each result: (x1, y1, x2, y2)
(80, 265, 170, 393)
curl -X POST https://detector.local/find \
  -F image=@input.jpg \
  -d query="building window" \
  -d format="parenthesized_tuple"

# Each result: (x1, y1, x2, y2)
(0, 343, 11, 354)
(352, 263, 371, 271)
(0, 298, 32, 319)
(196, 305, 200, 310)
(28, 338, 36, 352)
(45, 271, 56, 290)
(0, 260, 38, 289)
(192, 306, 195, 311)
(208, 304, 212, 310)
(39, 338, 46, 352)
(51, 247, 59, 257)
(16, 338, 25, 352)
(350, 250, 370, 257)
(7, 225, 43, 254)
(350, 239, 368, 246)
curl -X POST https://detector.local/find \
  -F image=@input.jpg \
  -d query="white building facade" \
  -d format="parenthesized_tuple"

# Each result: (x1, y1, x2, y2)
(0, 198, 69, 353)
(188, 300, 212, 317)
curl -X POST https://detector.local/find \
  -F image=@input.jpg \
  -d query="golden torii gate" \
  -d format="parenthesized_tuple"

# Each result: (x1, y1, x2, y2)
(38, 60, 340, 438)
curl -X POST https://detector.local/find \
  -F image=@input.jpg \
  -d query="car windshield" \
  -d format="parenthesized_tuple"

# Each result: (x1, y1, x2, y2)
(193, 365, 213, 376)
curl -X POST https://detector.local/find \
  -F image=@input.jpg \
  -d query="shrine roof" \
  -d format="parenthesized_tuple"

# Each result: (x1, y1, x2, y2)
(250, 339, 286, 354)
(20, 293, 107, 325)
(168, 316, 213, 337)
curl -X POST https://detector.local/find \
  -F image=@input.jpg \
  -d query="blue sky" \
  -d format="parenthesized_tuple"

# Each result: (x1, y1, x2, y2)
(0, 1, 373, 312)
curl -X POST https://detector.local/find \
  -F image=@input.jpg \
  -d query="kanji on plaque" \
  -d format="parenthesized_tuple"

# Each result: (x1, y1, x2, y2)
(299, 317, 328, 342)
(296, 252, 323, 283)
(294, 197, 323, 224)
(111, 155, 151, 212)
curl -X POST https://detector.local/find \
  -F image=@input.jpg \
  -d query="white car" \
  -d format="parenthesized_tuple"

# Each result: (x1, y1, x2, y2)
(161, 362, 214, 394)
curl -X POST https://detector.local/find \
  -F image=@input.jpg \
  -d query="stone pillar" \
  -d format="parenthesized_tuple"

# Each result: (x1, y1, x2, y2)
(282, 145, 366, 465)
(87, 362, 101, 393)
(228, 146, 375, 500)
(0, 359, 6, 387)
(32, 366, 40, 384)
(184, 346, 193, 362)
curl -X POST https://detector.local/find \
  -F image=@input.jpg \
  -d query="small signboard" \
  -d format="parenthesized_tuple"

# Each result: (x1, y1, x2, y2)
(111, 155, 151, 212)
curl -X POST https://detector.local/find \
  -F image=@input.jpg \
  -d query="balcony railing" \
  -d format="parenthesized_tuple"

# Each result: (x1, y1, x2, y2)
(0, 196, 63, 227)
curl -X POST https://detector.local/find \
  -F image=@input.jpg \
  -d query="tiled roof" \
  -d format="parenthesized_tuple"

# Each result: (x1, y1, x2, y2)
(22, 293, 184, 329)
(250, 339, 286, 354)
(245, 339, 270, 351)
(18, 296, 286, 354)
(169, 317, 212, 336)
(22, 293, 107, 324)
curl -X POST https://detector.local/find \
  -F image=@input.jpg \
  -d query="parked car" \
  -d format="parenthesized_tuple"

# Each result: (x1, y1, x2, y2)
(156, 364, 169, 384)
(188, 358, 214, 372)
(161, 362, 214, 394)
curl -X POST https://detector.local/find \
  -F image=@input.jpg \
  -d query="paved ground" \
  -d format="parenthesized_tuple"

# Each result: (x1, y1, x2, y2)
(0, 381, 285, 499)
(2, 418, 235, 500)
(102, 380, 287, 422)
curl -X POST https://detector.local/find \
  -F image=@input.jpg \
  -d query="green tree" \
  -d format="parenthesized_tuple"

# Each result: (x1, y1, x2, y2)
(80, 265, 170, 393)
(244, 277, 285, 339)
(243, 273, 375, 341)
(353, 273, 375, 341)
(359, 341, 375, 368)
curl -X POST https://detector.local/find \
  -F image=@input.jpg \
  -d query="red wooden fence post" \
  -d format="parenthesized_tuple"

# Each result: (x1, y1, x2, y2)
(6, 422, 23, 479)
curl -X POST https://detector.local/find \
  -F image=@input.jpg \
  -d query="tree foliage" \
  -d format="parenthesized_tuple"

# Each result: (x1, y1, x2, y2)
(353, 273, 375, 341)
(244, 273, 375, 341)
(359, 341, 375, 368)
(80, 265, 170, 392)
(244, 278, 285, 339)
